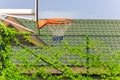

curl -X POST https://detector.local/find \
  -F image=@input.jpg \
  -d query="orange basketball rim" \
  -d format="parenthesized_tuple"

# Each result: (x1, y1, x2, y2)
(38, 18, 73, 29)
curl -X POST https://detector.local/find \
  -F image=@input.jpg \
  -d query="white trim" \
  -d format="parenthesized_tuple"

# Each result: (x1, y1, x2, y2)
(0, 13, 34, 21)
(0, 9, 34, 15)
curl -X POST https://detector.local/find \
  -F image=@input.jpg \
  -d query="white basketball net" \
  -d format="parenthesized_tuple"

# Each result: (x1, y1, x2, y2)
(48, 23, 72, 37)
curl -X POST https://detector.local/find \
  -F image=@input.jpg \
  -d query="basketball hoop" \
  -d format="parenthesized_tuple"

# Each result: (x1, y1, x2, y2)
(47, 18, 73, 24)
(38, 18, 73, 42)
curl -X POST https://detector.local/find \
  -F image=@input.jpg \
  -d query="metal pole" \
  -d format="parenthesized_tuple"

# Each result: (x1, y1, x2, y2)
(0, 31, 5, 75)
(35, 0, 40, 35)
(35, 0, 37, 21)
(86, 36, 90, 77)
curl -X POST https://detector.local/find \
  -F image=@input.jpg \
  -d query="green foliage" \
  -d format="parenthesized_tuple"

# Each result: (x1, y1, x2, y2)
(0, 21, 120, 80)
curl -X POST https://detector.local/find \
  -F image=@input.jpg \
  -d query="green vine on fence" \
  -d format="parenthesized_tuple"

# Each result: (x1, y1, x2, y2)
(0, 21, 120, 80)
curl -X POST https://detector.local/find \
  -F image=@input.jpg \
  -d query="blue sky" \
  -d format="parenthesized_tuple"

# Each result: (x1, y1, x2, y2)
(0, 0, 120, 19)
